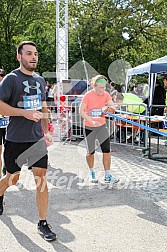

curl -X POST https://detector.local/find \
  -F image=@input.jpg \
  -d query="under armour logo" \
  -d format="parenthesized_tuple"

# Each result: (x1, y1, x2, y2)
(23, 81, 41, 94)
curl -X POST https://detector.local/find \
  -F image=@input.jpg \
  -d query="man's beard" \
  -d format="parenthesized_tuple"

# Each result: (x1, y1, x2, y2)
(21, 59, 37, 72)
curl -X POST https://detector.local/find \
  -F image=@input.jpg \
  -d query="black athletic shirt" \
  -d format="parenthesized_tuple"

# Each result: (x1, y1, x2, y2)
(0, 69, 46, 142)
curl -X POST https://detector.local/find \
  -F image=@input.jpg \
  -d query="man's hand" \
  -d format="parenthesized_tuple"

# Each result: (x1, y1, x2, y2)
(44, 132, 54, 146)
(21, 110, 43, 122)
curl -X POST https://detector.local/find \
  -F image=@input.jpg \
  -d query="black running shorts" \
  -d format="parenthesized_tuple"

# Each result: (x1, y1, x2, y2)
(84, 124, 110, 154)
(4, 139, 48, 174)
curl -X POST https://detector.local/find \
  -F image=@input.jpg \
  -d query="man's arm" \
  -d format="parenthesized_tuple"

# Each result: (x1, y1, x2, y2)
(41, 101, 49, 134)
(41, 101, 53, 145)
(0, 100, 43, 122)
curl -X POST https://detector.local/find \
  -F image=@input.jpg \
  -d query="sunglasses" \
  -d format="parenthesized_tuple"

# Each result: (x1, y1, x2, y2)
(0, 74, 5, 77)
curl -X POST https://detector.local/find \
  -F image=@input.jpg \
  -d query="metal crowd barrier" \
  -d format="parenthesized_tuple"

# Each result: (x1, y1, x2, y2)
(106, 103, 148, 149)
(145, 104, 167, 162)
(70, 98, 84, 140)
(68, 101, 149, 149)
(51, 98, 167, 162)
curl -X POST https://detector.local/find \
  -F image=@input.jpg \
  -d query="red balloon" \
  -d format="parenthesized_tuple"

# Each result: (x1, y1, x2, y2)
(60, 96, 66, 102)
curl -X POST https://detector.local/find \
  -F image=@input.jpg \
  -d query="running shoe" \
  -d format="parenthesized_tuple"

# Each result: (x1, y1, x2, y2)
(37, 221, 57, 241)
(104, 175, 119, 184)
(0, 195, 4, 215)
(89, 170, 98, 183)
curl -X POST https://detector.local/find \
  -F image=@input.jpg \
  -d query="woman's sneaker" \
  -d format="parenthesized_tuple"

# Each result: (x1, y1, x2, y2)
(89, 170, 98, 183)
(37, 221, 57, 241)
(104, 175, 119, 184)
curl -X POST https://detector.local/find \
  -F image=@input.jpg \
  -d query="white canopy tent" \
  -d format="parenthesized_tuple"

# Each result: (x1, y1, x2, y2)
(126, 55, 167, 107)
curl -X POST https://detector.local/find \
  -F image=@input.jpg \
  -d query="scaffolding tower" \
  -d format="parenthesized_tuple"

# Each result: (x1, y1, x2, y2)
(56, 0, 69, 141)
(56, 0, 68, 81)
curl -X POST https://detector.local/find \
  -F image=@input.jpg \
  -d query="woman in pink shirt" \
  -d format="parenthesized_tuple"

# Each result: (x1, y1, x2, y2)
(79, 75, 119, 183)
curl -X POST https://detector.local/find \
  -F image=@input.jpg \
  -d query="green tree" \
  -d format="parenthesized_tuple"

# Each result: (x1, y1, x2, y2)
(0, 0, 56, 74)
(68, 0, 167, 79)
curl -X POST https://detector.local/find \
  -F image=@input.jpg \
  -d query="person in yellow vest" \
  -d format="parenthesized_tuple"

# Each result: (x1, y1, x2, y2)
(115, 92, 147, 144)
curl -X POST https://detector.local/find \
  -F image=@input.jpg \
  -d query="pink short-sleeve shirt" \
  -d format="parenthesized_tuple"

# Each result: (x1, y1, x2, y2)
(81, 90, 112, 127)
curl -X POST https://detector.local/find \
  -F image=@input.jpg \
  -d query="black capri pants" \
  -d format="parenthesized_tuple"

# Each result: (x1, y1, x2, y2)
(0, 128, 6, 145)
(84, 124, 110, 154)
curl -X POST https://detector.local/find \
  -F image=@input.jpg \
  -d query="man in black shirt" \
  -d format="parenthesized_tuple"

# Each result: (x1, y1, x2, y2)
(0, 41, 56, 241)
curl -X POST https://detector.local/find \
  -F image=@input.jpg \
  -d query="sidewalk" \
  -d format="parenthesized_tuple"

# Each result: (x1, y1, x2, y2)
(0, 140, 167, 252)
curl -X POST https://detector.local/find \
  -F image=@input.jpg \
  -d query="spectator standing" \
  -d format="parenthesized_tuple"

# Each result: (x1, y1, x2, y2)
(46, 83, 54, 111)
(163, 74, 167, 106)
(0, 69, 8, 177)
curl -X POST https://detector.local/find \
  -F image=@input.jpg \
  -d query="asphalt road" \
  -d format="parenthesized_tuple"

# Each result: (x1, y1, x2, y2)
(0, 141, 167, 252)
